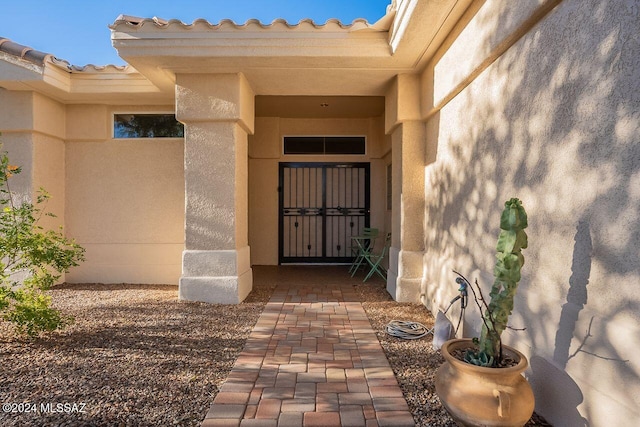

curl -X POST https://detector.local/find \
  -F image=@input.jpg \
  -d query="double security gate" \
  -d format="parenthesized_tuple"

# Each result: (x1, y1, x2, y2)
(279, 163, 370, 263)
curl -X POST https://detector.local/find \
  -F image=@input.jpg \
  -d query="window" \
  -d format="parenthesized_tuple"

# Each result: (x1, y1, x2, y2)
(114, 114, 184, 138)
(386, 163, 392, 210)
(283, 136, 366, 155)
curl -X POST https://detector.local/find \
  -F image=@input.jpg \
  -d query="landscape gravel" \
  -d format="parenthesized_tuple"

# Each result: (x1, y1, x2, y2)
(0, 283, 274, 427)
(1, 270, 551, 426)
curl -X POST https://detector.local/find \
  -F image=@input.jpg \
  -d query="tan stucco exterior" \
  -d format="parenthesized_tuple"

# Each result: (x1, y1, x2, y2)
(176, 73, 255, 303)
(64, 124, 184, 284)
(1, 0, 638, 424)
(416, 1, 640, 424)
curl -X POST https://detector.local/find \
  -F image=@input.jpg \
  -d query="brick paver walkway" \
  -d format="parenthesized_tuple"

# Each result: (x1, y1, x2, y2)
(202, 281, 415, 427)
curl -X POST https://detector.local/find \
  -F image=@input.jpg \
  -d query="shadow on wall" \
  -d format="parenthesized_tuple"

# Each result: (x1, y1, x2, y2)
(538, 220, 630, 426)
(422, 0, 640, 424)
(528, 221, 593, 427)
(553, 220, 592, 370)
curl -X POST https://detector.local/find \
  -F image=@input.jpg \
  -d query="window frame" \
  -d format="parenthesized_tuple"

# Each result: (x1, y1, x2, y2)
(282, 135, 367, 156)
(112, 111, 184, 140)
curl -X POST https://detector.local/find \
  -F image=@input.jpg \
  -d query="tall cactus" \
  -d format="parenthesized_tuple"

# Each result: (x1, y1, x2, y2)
(478, 198, 528, 363)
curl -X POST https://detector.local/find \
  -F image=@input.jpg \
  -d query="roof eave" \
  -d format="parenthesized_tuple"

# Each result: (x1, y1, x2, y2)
(0, 55, 171, 104)
(389, 0, 475, 70)
(110, 16, 398, 95)
(0, 36, 168, 104)
(109, 1, 473, 95)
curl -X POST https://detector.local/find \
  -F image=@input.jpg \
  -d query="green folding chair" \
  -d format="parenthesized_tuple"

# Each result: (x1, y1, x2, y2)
(349, 227, 379, 276)
(363, 232, 391, 282)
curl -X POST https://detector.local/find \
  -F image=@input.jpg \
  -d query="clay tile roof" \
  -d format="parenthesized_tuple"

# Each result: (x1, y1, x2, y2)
(49, 57, 130, 73)
(0, 36, 52, 66)
(0, 36, 130, 73)
(109, 15, 377, 32)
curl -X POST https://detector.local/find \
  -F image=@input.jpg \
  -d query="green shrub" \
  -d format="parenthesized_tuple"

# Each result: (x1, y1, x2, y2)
(0, 144, 85, 337)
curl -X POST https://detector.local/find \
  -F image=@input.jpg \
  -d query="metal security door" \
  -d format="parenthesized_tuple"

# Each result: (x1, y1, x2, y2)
(279, 163, 370, 263)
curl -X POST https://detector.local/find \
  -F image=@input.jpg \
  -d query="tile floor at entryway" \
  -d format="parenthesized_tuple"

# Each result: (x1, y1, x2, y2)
(201, 266, 415, 427)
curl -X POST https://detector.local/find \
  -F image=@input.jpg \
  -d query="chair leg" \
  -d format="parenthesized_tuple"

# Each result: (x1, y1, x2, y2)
(350, 243, 374, 277)
(363, 265, 375, 282)
(363, 258, 386, 282)
(348, 255, 359, 274)
(350, 254, 365, 276)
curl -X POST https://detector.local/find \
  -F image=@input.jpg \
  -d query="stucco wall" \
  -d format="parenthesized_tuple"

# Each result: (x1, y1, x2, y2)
(0, 91, 66, 209)
(421, 0, 639, 425)
(32, 133, 65, 230)
(248, 116, 387, 265)
(0, 90, 67, 279)
(65, 106, 184, 284)
(31, 92, 66, 230)
(0, 91, 35, 204)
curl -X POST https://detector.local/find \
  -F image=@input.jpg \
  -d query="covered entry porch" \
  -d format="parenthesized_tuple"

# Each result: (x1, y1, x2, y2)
(108, 2, 464, 304)
(249, 97, 386, 267)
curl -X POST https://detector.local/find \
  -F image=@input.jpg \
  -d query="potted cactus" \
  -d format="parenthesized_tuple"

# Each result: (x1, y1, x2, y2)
(435, 198, 535, 427)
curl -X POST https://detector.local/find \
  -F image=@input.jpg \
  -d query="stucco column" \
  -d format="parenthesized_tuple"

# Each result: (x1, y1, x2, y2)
(385, 75, 425, 302)
(176, 73, 255, 304)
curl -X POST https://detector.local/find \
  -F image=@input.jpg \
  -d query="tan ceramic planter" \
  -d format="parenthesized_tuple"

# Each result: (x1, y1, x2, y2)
(436, 339, 535, 427)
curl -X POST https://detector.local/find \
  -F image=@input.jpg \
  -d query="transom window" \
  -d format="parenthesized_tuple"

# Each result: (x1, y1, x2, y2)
(283, 136, 366, 155)
(114, 114, 184, 138)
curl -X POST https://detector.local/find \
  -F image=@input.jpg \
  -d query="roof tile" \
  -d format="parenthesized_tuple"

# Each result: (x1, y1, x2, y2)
(0, 37, 50, 65)
(0, 36, 129, 73)
(109, 15, 375, 32)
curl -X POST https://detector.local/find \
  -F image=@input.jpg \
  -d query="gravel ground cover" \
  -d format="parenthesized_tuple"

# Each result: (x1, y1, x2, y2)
(0, 282, 274, 427)
(1, 269, 551, 426)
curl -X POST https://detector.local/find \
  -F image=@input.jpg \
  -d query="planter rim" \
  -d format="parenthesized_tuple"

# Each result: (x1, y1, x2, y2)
(441, 338, 529, 374)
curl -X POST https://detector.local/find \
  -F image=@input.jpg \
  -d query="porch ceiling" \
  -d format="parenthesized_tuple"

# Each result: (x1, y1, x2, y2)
(255, 96, 385, 118)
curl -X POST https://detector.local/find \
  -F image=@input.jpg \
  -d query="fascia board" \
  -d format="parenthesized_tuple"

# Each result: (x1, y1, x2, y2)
(388, 0, 419, 54)
(68, 73, 162, 94)
(42, 64, 71, 92)
(111, 32, 391, 61)
(388, 0, 473, 69)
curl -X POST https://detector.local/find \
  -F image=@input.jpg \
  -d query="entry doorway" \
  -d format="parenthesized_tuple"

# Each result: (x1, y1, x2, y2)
(278, 163, 370, 263)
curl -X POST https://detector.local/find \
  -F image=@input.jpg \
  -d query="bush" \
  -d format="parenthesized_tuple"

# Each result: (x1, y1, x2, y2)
(0, 145, 84, 336)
